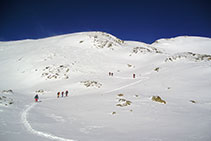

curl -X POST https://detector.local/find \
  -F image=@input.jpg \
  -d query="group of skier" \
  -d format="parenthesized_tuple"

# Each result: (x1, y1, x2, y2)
(34, 90, 69, 102)
(57, 90, 68, 98)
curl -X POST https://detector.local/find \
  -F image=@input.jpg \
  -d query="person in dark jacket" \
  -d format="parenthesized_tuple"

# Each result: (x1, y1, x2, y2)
(57, 92, 60, 98)
(65, 90, 68, 97)
(34, 94, 39, 102)
(61, 91, 64, 97)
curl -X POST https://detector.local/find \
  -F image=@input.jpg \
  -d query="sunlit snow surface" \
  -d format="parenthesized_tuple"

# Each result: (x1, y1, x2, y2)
(0, 32, 211, 141)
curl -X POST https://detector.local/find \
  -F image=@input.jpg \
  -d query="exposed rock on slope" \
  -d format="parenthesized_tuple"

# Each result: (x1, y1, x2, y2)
(165, 52, 211, 62)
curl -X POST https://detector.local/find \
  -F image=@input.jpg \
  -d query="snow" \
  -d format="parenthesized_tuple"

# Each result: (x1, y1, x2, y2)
(0, 31, 211, 141)
(152, 36, 211, 54)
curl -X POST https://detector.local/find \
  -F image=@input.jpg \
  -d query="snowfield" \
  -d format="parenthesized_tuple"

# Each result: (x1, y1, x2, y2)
(0, 31, 211, 141)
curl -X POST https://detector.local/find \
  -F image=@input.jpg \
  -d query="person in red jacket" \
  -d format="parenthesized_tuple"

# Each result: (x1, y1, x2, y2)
(61, 91, 64, 97)
(34, 94, 39, 102)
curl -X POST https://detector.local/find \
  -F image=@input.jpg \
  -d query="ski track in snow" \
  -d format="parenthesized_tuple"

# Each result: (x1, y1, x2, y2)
(105, 76, 149, 94)
(21, 76, 149, 141)
(21, 102, 76, 141)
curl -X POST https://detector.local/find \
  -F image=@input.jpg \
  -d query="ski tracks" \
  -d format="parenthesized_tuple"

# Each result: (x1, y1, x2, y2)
(21, 76, 149, 141)
(21, 103, 76, 141)
(105, 76, 149, 94)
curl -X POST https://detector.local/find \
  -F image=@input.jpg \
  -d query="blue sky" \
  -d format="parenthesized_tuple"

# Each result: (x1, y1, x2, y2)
(0, 0, 211, 43)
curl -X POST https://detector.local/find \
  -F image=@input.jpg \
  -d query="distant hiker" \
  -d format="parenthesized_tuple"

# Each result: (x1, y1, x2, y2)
(34, 94, 39, 102)
(109, 72, 114, 76)
(57, 92, 60, 98)
(65, 90, 68, 97)
(133, 74, 136, 78)
(61, 91, 64, 97)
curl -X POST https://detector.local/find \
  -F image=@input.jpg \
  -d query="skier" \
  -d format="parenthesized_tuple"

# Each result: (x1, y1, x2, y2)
(34, 94, 39, 102)
(57, 92, 60, 98)
(65, 90, 68, 97)
(109, 72, 113, 76)
(61, 91, 64, 97)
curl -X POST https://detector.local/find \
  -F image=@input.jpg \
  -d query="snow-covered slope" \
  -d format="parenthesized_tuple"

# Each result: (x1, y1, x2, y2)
(0, 32, 211, 141)
(152, 36, 211, 54)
